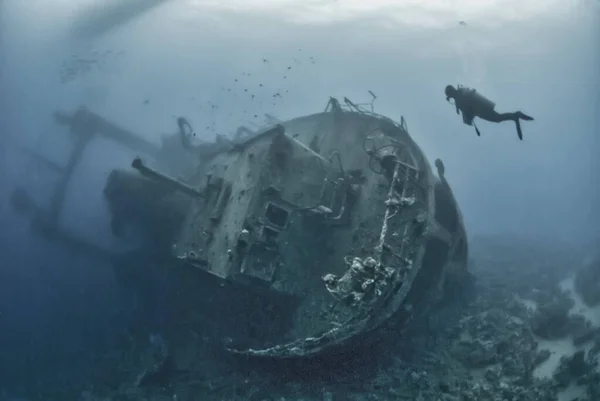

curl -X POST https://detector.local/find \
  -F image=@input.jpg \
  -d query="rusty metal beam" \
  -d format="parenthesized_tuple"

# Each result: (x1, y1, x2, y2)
(131, 157, 205, 199)
(54, 108, 161, 158)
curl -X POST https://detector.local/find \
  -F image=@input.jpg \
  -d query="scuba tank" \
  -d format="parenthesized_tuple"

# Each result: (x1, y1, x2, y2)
(458, 86, 496, 113)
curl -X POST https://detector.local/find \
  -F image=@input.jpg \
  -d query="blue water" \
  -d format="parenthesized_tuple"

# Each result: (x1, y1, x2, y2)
(1, 0, 599, 398)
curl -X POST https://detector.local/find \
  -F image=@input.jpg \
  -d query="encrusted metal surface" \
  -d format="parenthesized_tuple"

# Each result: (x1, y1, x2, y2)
(221, 110, 468, 358)
(39, 99, 468, 360)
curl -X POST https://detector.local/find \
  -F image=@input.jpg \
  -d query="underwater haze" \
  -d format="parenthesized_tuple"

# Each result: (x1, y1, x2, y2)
(2, 0, 598, 242)
(0, 0, 599, 399)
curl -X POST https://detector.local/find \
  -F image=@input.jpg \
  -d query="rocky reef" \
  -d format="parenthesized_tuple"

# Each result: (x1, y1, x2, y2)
(5, 237, 598, 401)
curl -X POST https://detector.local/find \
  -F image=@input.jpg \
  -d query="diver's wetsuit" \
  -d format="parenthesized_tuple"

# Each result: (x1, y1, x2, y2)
(477, 109, 534, 140)
(446, 85, 534, 140)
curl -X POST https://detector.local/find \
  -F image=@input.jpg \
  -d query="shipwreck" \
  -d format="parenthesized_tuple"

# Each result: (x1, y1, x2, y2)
(10, 95, 469, 359)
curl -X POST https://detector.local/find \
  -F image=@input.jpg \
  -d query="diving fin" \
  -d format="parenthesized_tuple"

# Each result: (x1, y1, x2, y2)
(474, 123, 481, 137)
(515, 120, 523, 140)
(517, 112, 534, 121)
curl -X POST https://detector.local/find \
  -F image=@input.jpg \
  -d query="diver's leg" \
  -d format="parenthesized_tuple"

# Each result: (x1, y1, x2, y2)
(480, 110, 534, 123)
(480, 111, 525, 139)
(478, 110, 514, 123)
(494, 112, 517, 122)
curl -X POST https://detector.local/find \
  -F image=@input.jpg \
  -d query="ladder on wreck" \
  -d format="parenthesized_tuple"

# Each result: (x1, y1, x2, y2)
(375, 144, 420, 263)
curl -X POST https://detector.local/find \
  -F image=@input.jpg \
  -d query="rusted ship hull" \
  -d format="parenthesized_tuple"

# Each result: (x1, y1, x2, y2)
(12, 100, 469, 360)
(104, 105, 468, 358)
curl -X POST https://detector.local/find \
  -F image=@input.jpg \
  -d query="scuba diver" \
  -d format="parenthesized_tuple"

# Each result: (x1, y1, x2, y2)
(444, 85, 534, 140)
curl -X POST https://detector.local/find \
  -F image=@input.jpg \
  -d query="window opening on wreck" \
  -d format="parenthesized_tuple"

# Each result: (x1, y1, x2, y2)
(264, 202, 290, 229)
(261, 225, 280, 242)
(434, 183, 458, 233)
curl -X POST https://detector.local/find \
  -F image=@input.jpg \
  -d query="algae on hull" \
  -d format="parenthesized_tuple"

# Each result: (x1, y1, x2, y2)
(12, 98, 470, 359)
